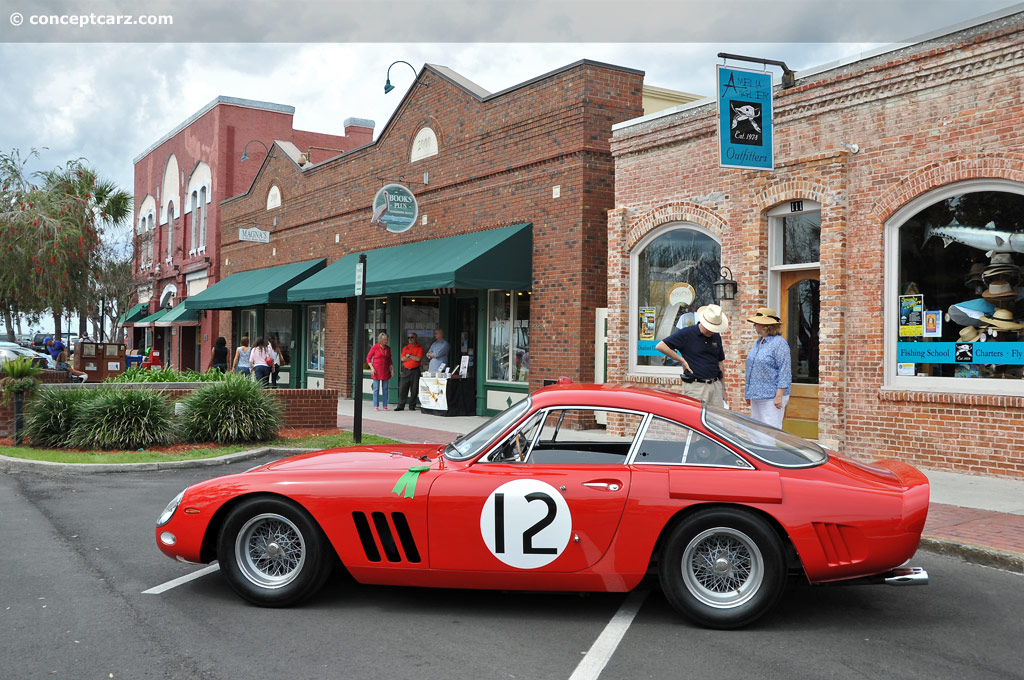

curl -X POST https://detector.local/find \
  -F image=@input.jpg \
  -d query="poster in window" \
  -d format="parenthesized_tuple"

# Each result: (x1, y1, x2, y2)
(639, 307, 656, 341)
(899, 295, 924, 337)
(923, 310, 942, 338)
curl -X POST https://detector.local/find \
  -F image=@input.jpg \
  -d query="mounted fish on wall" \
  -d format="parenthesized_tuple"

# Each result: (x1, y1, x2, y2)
(924, 220, 1024, 255)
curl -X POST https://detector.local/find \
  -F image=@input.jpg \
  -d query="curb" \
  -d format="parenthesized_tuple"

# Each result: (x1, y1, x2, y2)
(919, 536, 1024, 574)
(0, 447, 318, 475)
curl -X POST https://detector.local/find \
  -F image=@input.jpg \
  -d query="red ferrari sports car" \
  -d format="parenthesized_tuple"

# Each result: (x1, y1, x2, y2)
(156, 381, 929, 629)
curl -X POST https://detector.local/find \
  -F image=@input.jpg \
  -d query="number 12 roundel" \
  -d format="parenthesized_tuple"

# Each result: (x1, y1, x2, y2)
(479, 479, 572, 569)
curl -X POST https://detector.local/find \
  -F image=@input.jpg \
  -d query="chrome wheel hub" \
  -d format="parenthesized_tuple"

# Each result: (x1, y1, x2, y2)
(681, 526, 764, 609)
(235, 513, 306, 589)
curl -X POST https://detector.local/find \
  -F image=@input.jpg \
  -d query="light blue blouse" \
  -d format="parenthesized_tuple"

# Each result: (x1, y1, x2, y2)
(744, 334, 792, 400)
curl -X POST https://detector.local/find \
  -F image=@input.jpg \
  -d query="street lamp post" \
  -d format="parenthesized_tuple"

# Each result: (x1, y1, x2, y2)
(240, 139, 270, 163)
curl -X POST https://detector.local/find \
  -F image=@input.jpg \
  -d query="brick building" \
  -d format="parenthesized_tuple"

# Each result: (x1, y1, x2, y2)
(129, 96, 372, 371)
(187, 61, 647, 412)
(607, 9, 1024, 478)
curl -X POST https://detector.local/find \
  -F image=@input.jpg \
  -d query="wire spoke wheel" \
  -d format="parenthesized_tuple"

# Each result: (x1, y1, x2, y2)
(235, 513, 307, 589)
(681, 527, 763, 608)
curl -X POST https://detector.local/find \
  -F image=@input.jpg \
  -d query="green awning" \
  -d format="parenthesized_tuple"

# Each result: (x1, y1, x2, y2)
(288, 223, 532, 302)
(134, 308, 169, 327)
(155, 303, 200, 327)
(119, 302, 149, 324)
(185, 258, 327, 310)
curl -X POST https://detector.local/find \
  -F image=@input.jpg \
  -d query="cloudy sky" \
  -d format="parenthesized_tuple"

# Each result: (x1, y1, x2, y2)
(1, 0, 1019, 220)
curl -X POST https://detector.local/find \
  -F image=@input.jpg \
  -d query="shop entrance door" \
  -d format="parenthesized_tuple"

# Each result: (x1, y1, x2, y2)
(455, 298, 477, 381)
(779, 271, 820, 439)
(179, 327, 198, 370)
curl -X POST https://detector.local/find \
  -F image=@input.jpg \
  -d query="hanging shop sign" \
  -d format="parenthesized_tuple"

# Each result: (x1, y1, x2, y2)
(371, 183, 419, 234)
(717, 65, 774, 171)
(239, 227, 270, 244)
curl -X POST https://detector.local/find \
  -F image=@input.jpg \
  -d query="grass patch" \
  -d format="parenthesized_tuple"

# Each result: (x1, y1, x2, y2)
(0, 432, 398, 465)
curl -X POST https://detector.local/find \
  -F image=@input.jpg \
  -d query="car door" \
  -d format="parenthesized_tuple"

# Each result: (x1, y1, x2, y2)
(428, 408, 644, 573)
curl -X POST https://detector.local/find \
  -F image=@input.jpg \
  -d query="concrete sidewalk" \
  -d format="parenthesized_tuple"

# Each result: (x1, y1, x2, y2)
(338, 399, 1024, 574)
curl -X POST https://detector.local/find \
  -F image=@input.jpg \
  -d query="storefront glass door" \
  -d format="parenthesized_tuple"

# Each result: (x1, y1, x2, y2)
(780, 271, 820, 439)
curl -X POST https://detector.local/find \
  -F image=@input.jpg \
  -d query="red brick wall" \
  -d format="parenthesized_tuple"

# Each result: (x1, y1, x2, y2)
(608, 15, 1024, 478)
(0, 386, 338, 439)
(219, 62, 645, 398)
(133, 98, 368, 372)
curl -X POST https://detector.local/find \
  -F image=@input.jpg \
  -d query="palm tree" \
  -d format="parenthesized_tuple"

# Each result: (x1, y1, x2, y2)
(37, 160, 132, 341)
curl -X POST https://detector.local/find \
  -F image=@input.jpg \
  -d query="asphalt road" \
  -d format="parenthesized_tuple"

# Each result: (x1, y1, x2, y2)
(3, 456, 1023, 680)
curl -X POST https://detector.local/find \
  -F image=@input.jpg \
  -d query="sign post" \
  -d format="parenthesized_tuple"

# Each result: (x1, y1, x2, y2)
(352, 254, 367, 443)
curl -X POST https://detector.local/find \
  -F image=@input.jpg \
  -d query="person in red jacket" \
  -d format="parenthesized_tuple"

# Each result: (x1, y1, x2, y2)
(366, 332, 393, 411)
(394, 332, 425, 411)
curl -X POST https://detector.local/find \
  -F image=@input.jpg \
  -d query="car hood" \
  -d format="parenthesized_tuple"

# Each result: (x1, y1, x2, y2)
(254, 444, 445, 473)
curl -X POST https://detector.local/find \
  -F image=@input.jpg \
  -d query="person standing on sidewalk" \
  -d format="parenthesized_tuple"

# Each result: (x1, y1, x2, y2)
(366, 332, 393, 411)
(395, 332, 424, 411)
(249, 337, 273, 385)
(655, 304, 730, 407)
(426, 328, 450, 373)
(743, 307, 791, 428)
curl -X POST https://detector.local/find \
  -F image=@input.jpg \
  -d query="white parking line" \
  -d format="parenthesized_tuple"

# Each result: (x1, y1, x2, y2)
(143, 563, 220, 595)
(568, 588, 649, 680)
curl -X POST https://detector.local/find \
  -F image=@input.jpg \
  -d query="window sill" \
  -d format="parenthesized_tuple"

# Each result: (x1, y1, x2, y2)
(878, 388, 1024, 409)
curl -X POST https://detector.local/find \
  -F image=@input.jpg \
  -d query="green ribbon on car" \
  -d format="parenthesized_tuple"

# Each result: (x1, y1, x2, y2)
(391, 465, 431, 499)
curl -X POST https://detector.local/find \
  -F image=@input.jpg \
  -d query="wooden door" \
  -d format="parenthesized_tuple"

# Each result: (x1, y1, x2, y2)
(779, 271, 820, 439)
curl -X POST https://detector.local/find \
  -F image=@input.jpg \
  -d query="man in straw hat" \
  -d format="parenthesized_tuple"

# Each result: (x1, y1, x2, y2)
(655, 304, 729, 407)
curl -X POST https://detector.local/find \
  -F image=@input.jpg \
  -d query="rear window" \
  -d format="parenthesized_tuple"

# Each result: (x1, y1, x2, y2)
(703, 405, 827, 468)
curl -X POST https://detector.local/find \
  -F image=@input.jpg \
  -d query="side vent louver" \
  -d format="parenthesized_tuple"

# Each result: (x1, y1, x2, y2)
(352, 511, 422, 564)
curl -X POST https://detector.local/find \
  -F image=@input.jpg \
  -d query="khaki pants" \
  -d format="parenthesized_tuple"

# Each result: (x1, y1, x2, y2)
(680, 379, 724, 408)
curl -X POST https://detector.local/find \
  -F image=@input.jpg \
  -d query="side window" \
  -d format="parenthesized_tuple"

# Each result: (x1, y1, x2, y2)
(530, 409, 643, 465)
(636, 417, 751, 468)
(486, 411, 545, 463)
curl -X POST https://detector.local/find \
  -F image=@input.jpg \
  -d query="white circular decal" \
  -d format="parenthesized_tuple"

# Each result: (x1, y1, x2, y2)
(480, 479, 572, 569)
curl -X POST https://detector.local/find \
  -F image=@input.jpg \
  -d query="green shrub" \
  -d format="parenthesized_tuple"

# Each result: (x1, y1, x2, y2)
(177, 373, 282, 444)
(23, 388, 96, 447)
(1, 355, 43, 404)
(106, 366, 226, 383)
(69, 387, 174, 450)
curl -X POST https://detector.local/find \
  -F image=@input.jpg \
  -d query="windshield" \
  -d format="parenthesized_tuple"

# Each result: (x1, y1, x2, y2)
(444, 397, 533, 461)
(703, 405, 827, 468)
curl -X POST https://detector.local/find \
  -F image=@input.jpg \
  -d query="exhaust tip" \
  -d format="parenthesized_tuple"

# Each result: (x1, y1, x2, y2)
(884, 566, 928, 586)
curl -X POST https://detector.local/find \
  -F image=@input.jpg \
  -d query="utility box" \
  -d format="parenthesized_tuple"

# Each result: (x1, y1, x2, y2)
(74, 342, 127, 382)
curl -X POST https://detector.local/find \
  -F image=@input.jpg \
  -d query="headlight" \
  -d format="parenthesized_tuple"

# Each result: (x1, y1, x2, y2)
(156, 489, 186, 527)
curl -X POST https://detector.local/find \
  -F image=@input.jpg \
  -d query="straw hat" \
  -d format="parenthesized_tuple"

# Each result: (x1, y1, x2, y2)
(696, 304, 729, 333)
(957, 325, 982, 342)
(978, 308, 1024, 331)
(990, 253, 1015, 265)
(982, 280, 1018, 300)
(747, 307, 782, 325)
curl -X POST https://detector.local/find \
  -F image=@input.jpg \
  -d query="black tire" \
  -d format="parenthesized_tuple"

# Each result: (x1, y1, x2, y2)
(217, 497, 333, 607)
(659, 507, 786, 629)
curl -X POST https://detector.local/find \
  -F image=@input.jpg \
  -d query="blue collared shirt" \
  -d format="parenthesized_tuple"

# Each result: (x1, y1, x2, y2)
(744, 334, 792, 400)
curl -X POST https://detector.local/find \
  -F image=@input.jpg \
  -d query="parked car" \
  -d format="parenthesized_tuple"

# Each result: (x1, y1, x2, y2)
(155, 381, 929, 629)
(30, 333, 49, 353)
(0, 342, 52, 369)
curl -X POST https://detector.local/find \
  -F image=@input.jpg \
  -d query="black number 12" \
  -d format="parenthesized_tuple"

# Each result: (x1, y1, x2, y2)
(492, 491, 558, 555)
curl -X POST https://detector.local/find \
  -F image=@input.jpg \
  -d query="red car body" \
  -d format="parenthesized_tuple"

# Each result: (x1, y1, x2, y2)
(156, 383, 929, 628)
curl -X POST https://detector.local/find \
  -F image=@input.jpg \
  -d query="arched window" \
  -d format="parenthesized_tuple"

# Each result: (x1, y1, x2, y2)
(629, 223, 721, 373)
(165, 201, 175, 262)
(189, 190, 199, 255)
(199, 186, 207, 250)
(886, 181, 1024, 395)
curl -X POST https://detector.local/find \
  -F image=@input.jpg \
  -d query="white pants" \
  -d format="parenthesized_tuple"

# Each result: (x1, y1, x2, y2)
(750, 395, 789, 429)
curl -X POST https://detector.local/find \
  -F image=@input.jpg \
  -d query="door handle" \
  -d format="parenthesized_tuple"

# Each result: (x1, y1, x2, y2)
(582, 482, 621, 492)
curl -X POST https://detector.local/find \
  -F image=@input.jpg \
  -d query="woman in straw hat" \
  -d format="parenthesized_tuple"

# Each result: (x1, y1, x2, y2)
(744, 307, 792, 429)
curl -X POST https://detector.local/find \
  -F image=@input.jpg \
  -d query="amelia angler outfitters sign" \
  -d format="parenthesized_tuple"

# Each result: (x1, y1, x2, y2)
(371, 183, 419, 234)
(717, 65, 774, 171)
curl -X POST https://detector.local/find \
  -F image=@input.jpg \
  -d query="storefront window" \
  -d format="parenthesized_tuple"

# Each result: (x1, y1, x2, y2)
(240, 309, 257, 346)
(894, 188, 1024, 382)
(401, 296, 439, 360)
(363, 297, 387, 370)
(487, 290, 530, 382)
(307, 305, 325, 371)
(632, 225, 721, 368)
(265, 309, 292, 369)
